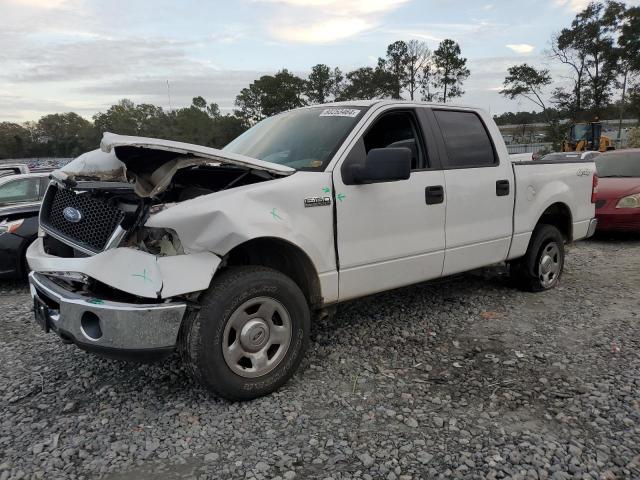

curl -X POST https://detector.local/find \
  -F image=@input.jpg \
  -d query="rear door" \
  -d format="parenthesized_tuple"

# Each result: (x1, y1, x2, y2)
(334, 106, 446, 301)
(427, 108, 514, 275)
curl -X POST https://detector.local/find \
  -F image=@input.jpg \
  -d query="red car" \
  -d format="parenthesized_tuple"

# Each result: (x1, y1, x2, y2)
(594, 149, 640, 232)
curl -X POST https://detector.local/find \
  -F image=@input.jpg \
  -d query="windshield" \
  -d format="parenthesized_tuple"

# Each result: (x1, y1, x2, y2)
(0, 177, 41, 205)
(572, 124, 590, 141)
(223, 106, 365, 171)
(596, 151, 640, 178)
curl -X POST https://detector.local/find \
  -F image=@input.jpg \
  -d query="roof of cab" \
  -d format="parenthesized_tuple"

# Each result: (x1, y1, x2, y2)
(304, 99, 478, 110)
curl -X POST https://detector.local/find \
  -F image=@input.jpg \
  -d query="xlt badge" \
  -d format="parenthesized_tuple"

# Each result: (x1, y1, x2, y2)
(304, 196, 332, 208)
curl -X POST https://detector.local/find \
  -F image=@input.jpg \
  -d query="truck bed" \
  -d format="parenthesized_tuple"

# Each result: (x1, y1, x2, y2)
(508, 159, 596, 260)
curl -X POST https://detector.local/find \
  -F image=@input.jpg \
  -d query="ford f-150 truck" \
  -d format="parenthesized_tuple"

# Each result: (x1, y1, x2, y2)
(27, 101, 598, 400)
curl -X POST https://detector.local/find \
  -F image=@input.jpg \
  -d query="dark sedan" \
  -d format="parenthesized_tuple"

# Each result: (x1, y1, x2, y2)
(594, 149, 640, 232)
(0, 173, 49, 279)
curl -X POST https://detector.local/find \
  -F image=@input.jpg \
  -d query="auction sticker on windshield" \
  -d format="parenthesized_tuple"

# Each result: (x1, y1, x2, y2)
(319, 108, 361, 118)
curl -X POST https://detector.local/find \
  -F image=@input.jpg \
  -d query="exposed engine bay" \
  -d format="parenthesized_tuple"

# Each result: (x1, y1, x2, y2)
(44, 163, 275, 254)
(43, 133, 290, 258)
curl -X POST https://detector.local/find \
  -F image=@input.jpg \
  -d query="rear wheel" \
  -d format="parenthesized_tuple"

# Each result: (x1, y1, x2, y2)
(180, 266, 310, 401)
(510, 224, 565, 292)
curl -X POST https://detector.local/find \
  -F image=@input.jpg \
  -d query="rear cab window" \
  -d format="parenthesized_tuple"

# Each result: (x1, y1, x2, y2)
(433, 110, 497, 168)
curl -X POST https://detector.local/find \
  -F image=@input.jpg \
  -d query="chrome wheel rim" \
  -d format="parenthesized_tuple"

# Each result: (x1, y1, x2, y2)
(538, 242, 561, 288)
(222, 296, 292, 378)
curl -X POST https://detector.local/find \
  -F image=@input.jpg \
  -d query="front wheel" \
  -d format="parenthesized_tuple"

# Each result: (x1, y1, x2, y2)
(180, 266, 310, 401)
(510, 224, 565, 292)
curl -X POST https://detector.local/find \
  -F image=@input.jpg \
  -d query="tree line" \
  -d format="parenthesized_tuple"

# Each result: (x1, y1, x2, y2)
(221, 37, 470, 125)
(0, 98, 246, 159)
(500, 1, 640, 143)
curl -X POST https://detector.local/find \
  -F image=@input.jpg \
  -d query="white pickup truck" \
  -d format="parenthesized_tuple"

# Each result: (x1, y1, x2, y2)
(27, 101, 598, 400)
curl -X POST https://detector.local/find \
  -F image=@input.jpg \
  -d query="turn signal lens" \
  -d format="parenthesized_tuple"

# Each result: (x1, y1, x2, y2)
(0, 219, 24, 234)
(616, 193, 640, 209)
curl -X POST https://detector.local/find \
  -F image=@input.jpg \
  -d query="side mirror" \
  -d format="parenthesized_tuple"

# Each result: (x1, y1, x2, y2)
(349, 147, 411, 184)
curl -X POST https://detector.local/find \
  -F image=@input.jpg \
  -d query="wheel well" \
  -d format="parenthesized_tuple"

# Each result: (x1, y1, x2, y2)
(538, 203, 572, 242)
(223, 238, 322, 308)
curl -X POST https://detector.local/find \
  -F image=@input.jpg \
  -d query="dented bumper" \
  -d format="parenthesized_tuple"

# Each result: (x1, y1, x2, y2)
(26, 238, 220, 299)
(29, 272, 186, 361)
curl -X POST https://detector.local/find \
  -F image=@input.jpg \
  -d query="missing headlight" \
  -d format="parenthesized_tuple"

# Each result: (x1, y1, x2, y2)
(136, 228, 184, 256)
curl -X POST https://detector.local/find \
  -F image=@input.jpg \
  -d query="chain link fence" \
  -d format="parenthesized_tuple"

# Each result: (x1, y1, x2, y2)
(506, 143, 554, 154)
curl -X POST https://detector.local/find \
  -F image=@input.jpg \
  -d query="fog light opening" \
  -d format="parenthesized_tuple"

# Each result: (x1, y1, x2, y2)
(80, 311, 102, 341)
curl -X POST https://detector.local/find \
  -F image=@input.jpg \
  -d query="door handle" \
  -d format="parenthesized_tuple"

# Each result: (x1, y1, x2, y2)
(425, 185, 444, 205)
(496, 180, 510, 196)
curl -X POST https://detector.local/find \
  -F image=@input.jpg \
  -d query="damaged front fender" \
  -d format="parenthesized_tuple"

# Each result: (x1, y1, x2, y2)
(26, 238, 220, 299)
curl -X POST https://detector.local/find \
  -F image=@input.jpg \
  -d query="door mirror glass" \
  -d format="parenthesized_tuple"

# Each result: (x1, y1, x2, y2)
(350, 147, 411, 184)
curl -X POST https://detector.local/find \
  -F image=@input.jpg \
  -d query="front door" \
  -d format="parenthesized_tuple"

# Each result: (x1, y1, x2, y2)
(333, 107, 447, 301)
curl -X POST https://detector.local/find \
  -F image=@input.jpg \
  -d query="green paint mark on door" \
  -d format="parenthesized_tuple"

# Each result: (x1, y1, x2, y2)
(336, 193, 346, 202)
(270, 208, 282, 220)
(132, 269, 153, 283)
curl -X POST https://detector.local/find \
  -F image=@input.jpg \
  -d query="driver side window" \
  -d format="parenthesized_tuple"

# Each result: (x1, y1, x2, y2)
(363, 111, 426, 170)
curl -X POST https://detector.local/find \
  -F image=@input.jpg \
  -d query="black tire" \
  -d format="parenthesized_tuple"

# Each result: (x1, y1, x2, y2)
(180, 266, 310, 401)
(510, 224, 565, 292)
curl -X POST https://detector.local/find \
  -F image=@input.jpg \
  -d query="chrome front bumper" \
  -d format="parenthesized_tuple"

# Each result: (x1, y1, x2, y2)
(586, 218, 598, 238)
(29, 272, 187, 361)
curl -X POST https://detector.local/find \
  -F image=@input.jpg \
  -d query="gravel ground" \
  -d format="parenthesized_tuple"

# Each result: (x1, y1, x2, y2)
(1, 235, 639, 480)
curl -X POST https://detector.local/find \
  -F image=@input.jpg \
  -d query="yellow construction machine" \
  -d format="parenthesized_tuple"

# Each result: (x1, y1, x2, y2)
(561, 119, 615, 152)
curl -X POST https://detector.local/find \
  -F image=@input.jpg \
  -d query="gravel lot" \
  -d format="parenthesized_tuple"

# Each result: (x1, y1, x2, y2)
(1, 236, 639, 480)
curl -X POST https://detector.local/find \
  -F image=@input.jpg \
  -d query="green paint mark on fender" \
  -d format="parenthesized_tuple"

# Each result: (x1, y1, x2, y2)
(88, 298, 104, 305)
(270, 208, 282, 220)
(337, 193, 346, 202)
(322, 186, 330, 194)
(132, 269, 153, 283)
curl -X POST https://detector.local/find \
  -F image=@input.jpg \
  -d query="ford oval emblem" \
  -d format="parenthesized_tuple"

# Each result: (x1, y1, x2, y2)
(62, 206, 83, 223)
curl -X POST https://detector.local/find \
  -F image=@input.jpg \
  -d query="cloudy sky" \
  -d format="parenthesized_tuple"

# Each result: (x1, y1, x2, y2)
(0, 0, 636, 122)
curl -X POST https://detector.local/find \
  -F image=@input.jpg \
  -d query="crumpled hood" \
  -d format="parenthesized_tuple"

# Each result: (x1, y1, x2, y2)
(54, 132, 294, 197)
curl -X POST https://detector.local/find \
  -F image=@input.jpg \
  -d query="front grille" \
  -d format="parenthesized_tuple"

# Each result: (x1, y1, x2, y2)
(595, 200, 606, 209)
(40, 185, 124, 253)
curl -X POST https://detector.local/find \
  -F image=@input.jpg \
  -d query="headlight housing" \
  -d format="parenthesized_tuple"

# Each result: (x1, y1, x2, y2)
(616, 193, 640, 209)
(0, 219, 24, 234)
(136, 227, 183, 256)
